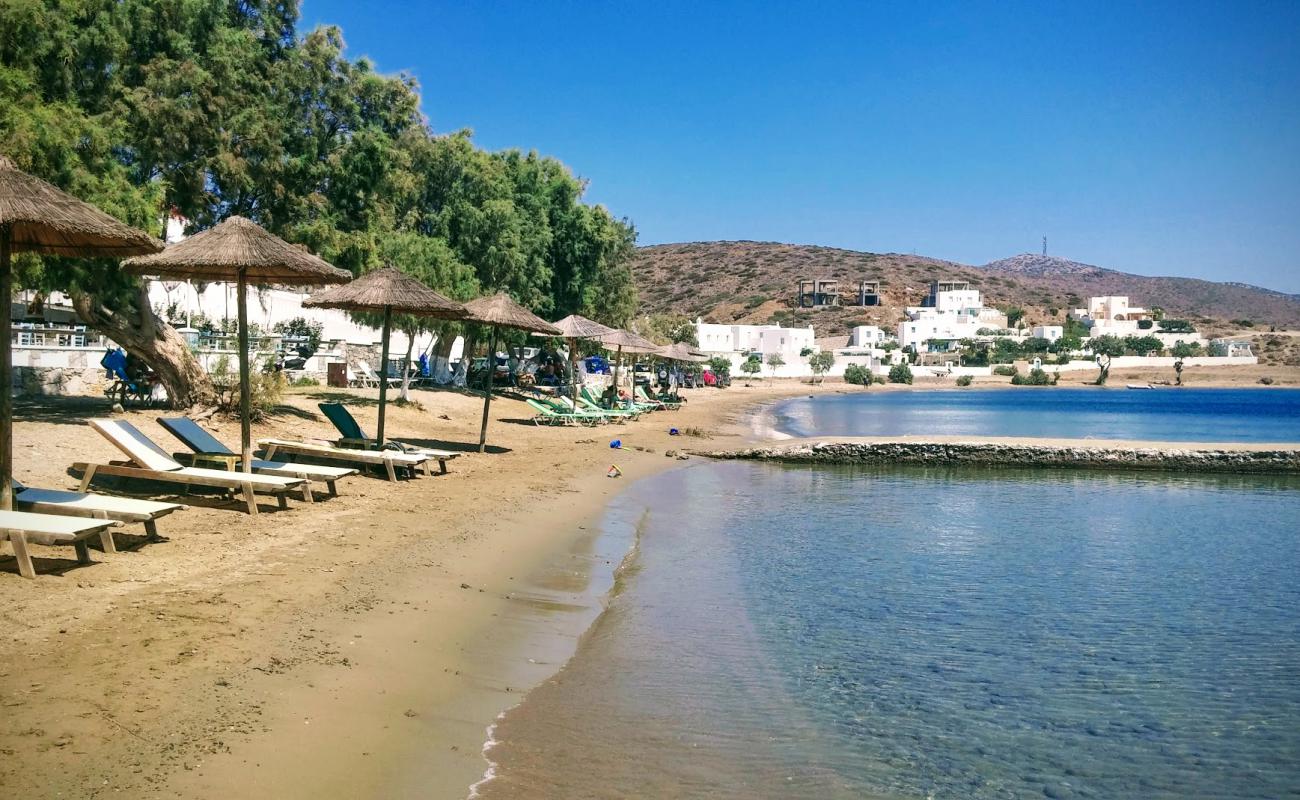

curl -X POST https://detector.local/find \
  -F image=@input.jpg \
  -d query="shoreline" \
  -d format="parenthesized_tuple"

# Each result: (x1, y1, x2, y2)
(0, 381, 828, 799)
(3, 378, 1297, 798)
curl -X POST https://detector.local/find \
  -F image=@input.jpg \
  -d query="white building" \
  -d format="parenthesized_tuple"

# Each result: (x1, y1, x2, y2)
(898, 281, 1007, 351)
(849, 325, 890, 347)
(694, 320, 815, 359)
(1072, 295, 1204, 349)
(1031, 325, 1064, 342)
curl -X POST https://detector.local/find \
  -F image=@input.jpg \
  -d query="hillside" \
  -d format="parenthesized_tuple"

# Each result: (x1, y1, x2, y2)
(629, 242, 1300, 336)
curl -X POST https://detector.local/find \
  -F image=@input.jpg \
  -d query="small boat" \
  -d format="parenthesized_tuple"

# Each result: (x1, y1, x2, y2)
(1125, 383, 1154, 390)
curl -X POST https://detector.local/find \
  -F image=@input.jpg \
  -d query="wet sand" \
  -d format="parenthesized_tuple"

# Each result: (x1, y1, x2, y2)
(0, 381, 831, 799)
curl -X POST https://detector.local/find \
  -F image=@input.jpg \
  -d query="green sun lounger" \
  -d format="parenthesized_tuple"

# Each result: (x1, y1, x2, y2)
(636, 386, 681, 410)
(157, 417, 358, 497)
(526, 399, 601, 426)
(578, 387, 646, 417)
(318, 403, 460, 471)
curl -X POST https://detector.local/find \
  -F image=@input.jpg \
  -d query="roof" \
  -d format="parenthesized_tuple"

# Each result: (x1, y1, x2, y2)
(303, 267, 465, 318)
(462, 293, 561, 335)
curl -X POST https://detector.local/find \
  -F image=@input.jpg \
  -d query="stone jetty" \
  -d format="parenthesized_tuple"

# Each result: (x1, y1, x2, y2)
(702, 439, 1300, 474)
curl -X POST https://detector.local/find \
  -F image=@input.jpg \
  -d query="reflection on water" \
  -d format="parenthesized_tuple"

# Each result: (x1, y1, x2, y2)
(474, 462, 1300, 799)
(773, 388, 1300, 442)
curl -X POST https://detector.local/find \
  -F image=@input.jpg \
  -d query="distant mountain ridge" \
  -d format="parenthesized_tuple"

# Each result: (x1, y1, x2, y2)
(628, 241, 1300, 330)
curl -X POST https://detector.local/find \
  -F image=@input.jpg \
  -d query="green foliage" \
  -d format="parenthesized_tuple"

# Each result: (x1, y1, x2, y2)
(765, 353, 785, 376)
(1087, 335, 1127, 358)
(993, 365, 1018, 377)
(637, 313, 698, 346)
(740, 359, 761, 377)
(1231, 319, 1255, 328)
(888, 363, 913, 384)
(1052, 334, 1083, 353)
(1158, 319, 1195, 333)
(843, 364, 871, 385)
(1123, 335, 1164, 356)
(955, 374, 973, 387)
(808, 351, 834, 382)
(0, 1, 638, 394)
(1011, 367, 1053, 386)
(990, 338, 1021, 364)
(799, 346, 814, 357)
(208, 354, 285, 421)
(707, 356, 731, 380)
(1171, 341, 1202, 359)
(1021, 336, 1052, 353)
(1004, 307, 1026, 327)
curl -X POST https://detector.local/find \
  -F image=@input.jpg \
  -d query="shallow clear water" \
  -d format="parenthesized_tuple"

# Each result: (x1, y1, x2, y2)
(772, 388, 1300, 442)
(478, 462, 1300, 799)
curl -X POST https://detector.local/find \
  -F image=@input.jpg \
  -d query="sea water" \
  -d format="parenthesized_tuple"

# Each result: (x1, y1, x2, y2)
(772, 387, 1300, 442)
(474, 461, 1300, 798)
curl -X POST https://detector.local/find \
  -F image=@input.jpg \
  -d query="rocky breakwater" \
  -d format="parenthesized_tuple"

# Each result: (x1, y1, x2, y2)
(701, 440, 1300, 474)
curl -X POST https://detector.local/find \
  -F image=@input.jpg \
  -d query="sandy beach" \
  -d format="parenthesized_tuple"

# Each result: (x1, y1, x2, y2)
(0, 381, 832, 799)
(2, 372, 1297, 799)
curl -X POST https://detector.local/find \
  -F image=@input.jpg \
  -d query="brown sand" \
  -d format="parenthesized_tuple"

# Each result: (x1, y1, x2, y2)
(0, 381, 827, 799)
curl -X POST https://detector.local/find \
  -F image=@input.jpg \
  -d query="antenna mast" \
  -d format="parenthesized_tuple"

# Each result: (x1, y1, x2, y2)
(1042, 236, 1047, 256)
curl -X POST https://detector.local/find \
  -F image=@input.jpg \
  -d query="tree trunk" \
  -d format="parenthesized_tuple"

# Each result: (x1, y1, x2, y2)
(1095, 355, 1111, 386)
(71, 285, 216, 408)
(431, 333, 456, 385)
(399, 328, 416, 402)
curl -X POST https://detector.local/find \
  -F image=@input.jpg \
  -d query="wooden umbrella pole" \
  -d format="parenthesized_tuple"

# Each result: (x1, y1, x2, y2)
(376, 304, 393, 448)
(613, 344, 624, 407)
(477, 325, 498, 453)
(236, 269, 252, 474)
(0, 225, 12, 510)
(570, 337, 580, 407)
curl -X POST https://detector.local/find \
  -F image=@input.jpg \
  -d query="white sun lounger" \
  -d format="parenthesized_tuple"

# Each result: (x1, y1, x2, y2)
(0, 510, 120, 579)
(12, 478, 185, 541)
(75, 419, 309, 514)
(258, 438, 430, 482)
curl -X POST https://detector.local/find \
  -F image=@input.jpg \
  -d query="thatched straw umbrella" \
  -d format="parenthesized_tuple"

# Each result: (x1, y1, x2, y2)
(597, 328, 660, 403)
(303, 267, 466, 446)
(462, 294, 562, 453)
(0, 154, 162, 509)
(123, 216, 349, 473)
(548, 314, 615, 407)
(658, 342, 709, 363)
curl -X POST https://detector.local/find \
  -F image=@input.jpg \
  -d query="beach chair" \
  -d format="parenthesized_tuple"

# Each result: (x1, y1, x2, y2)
(526, 399, 601, 426)
(156, 417, 358, 497)
(1, 510, 120, 579)
(13, 478, 185, 541)
(636, 386, 681, 410)
(258, 438, 432, 481)
(75, 419, 309, 514)
(316, 403, 460, 472)
(549, 396, 624, 423)
(579, 387, 646, 418)
(356, 361, 399, 388)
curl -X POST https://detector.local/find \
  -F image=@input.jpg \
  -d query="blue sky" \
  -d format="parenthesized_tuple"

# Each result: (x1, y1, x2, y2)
(301, 1, 1300, 293)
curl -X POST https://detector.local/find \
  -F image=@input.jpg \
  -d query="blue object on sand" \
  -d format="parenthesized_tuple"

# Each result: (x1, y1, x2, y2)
(669, 428, 680, 436)
(610, 439, 622, 449)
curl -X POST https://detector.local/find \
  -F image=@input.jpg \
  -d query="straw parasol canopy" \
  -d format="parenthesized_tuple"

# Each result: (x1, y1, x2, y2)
(659, 342, 710, 363)
(0, 154, 163, 511)
(547, 314, 616, 406)
(462, 294, 562, 452)
(304, 267, 467, 446)
(596, 328, 661, 406)
(123, 216, 350, 475)
(550, 313, 615, 340)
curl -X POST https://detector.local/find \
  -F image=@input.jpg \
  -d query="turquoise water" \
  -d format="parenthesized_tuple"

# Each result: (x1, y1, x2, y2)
(478, 462, 1300, 798)
(772, 388, 1300, 442)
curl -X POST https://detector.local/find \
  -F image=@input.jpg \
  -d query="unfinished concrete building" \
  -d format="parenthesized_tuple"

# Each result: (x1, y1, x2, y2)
(797, 279, 840, 308)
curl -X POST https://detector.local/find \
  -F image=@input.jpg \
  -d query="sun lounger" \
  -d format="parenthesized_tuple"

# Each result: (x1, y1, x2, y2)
(578, 388, 645, 418)
(1, 510, 120, 579)
(157, 417, 358, 497)
(539, 397, 611, 422)
(355, 361, 400, 388)
(258, 438, 432, 481)
(317, 403, 460, 470)
(636, 386, 681, 410)
(12, 478, 184, 541)
(75, 419, 309, 514)
(526, 399, 601, 426)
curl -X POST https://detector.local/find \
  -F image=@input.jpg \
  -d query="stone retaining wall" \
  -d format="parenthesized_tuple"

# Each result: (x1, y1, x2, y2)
(704, 441, 1300, 474)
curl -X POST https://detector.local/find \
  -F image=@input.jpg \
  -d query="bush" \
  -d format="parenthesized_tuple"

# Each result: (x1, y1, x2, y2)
(843, 364, 871, 385)
(955, 374, 973, 387)
(1259, 376, 1275, 385)
(888, 363, 913, 384)
(993, 365, 1018, 377)
(290, 375, 320, 387)
(1011, 367, 1053, 386)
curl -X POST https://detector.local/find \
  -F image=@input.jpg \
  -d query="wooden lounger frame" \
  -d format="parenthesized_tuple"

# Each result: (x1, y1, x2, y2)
(0, 511, 120, 579)
(259, 439, 443, 481)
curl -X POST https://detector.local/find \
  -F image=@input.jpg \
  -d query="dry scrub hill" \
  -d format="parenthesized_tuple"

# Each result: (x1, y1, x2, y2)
(629, 242, 1300, 342)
